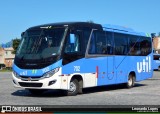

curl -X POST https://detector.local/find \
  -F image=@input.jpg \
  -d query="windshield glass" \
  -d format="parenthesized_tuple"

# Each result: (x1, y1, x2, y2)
(17, 27, 67, 60)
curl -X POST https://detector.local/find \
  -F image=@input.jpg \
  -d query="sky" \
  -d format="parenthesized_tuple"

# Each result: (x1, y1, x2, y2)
(0, 0, 160, 44)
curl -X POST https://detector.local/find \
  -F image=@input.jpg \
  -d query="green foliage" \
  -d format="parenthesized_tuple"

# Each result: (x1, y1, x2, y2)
(12, 38, 21, 54)
(0, 68, 12, 72)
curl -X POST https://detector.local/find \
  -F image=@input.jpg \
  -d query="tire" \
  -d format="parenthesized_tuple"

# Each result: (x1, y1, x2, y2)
(27, 89, 45, 95)
(126, 74, 135, 88)
(65, 79, 79, 96)
(78, 80, 83, 94)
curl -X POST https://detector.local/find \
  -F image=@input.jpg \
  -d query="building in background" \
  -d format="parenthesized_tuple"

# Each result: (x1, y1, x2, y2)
(152, 35, 160, 70)
(0, 40, 15, 69)
(0, 48, 5, 69)
(153, 36, 160, 54)
(0, 47, 15, 69)
(4, 47, 15, 68)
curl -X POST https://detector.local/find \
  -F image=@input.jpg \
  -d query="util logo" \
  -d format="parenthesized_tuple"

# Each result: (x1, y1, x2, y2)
(137, 56, 151, 73)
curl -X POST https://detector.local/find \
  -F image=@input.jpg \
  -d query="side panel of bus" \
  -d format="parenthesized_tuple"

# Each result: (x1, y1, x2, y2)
(84, 56, 115, 86)
(61, 28, 153, 89)
(115, 55, 153, 83)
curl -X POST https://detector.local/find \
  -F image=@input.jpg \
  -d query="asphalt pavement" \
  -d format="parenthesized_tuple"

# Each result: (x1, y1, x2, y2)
(0, 71, 160, 105)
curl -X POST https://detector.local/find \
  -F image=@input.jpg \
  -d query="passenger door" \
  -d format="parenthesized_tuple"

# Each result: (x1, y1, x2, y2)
(105, 31, 115, 84)
(86, 29, 115, 86)
(62, 30, 83, 65)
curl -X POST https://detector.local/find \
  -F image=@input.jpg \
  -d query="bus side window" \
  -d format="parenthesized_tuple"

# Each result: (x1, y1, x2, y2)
(106, 32, 113, 55)
(89, 34, 96, 54)
(88, 31, 113, 55)
(140, 37, 151, 55)
(114, 33, 128, 55)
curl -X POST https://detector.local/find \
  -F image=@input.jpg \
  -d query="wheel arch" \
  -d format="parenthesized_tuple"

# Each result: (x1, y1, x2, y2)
(71, 74, 83, 86)
(70, 74, 84, 94)
(128, 71, 136, 81)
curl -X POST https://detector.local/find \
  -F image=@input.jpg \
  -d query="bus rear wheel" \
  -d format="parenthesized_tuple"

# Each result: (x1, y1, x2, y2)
(126, 74, 135, 88)
(65, 79, 79, 96)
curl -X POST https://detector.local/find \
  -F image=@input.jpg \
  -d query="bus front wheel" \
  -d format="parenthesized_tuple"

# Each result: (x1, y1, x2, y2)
(65, 79, 79, 96)
(126, 74, 135, 88)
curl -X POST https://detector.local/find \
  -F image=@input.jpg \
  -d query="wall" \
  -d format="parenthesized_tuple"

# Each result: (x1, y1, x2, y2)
(153, 37, 160, 54)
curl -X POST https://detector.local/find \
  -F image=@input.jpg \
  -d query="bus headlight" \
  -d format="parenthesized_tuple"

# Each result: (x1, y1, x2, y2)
(43, 67, 59, 78)
(13, 71, 20, 79)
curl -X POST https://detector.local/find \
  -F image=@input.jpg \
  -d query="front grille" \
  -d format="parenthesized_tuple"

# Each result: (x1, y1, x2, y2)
(20, 76, 43, 81)
(19, 82, 43, 87)
(16, 62, 51, 69)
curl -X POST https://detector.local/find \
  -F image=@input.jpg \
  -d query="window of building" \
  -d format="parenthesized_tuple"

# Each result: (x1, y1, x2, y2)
(5, 51, 8, 55)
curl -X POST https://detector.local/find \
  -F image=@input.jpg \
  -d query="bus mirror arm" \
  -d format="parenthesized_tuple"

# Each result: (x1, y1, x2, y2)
(21, 32, 25, 37)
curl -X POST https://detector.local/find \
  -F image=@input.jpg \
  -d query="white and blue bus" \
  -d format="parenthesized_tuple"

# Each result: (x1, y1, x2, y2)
(12, 22, 153, 96)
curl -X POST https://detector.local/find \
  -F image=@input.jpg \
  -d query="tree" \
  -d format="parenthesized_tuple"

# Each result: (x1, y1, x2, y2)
(158, 32, 160, 37)
(12, 38, 21, 54)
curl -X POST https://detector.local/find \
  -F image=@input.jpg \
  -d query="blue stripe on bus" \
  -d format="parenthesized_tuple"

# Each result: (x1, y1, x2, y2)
(12, 59, 62, 77)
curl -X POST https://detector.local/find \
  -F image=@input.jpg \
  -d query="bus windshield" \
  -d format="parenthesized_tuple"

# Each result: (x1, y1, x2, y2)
(17, 27, 67, 60)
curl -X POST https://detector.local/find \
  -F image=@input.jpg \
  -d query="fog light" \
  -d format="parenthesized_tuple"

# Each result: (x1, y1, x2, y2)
(48, 80, 57, 86)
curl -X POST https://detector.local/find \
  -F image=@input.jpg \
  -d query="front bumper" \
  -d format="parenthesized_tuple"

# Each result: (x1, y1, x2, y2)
(12, 72, 64, 90)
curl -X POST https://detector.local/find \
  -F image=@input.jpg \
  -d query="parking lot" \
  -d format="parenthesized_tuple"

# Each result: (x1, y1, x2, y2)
(0, 71, 160, 106)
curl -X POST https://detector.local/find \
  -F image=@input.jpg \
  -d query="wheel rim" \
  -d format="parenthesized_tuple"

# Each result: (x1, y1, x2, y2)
(128, 77, 133, 86)
(69, 82, 76, 92)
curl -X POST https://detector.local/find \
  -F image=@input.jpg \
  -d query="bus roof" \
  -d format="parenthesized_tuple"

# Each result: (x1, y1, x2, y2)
(28, 22, 103, 30)
(103, 24, 149, 37)
(27, 22, 150, 37)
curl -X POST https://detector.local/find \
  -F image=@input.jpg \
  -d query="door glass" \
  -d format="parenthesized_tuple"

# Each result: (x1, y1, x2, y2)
(65, 33, 80, 53)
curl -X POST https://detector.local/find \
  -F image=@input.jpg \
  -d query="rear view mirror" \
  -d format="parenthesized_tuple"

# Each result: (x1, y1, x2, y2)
(21, 32, 25, 37)
(70, 34, 75, 43)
